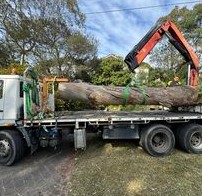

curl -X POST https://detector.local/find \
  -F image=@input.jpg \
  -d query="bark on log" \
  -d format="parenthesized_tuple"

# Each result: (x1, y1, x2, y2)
(58, 82, 198, 107)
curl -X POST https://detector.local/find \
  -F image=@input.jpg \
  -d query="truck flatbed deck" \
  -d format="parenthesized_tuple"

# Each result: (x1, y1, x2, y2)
(24, 110, 202, 127)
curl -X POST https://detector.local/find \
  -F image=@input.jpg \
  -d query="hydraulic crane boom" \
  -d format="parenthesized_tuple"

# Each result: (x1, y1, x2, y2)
(124, 19, 199, 87)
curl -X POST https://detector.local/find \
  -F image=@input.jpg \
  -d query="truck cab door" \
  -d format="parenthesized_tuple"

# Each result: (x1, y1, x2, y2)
(0, 80, 4, 119)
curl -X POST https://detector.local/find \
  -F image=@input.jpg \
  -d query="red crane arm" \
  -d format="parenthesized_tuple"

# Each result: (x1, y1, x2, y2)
(124, 20, 199, 87)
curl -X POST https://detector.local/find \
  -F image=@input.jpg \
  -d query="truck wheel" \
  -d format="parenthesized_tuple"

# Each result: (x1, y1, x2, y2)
(177, 124, 202, 153)
(0, 130, 25, 166)
(140, 124, 175, 157)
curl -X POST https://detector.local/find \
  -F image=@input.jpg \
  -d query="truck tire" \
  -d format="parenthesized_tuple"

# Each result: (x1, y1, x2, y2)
(0, 130, 25, 166)
(177, 123, 202, 153)
(140, 124, 175, 157)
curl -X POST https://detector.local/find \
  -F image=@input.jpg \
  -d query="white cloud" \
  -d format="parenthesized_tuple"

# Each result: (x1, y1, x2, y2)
(78, 0, 200, 60)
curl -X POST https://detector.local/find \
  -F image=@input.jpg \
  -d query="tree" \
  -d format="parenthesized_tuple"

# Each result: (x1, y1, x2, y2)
(0, 64, 25, 75)
(73, 57, 101, 82)
(0, 0, 98, 78)
(150, 4, 202, 74)
(58, 82, 198, 107)
(92, 55, 133, 86)
(0, 41, 15, 66)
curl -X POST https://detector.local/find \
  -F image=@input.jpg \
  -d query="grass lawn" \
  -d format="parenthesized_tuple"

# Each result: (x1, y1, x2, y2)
(67, 135, 202, 196)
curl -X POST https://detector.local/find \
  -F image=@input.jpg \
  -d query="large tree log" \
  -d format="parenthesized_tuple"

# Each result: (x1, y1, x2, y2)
(58, 82, 198, 107)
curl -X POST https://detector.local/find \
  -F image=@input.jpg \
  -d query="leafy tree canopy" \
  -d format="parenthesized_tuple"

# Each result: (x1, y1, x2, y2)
(92, 55, 133, 86)
(0, 0, 98, 79)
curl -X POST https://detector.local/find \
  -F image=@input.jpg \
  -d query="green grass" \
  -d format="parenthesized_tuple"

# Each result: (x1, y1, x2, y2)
(68, 135, 202, 196)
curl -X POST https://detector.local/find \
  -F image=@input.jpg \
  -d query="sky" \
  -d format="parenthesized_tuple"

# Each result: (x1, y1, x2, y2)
(78, 0, 201, 59)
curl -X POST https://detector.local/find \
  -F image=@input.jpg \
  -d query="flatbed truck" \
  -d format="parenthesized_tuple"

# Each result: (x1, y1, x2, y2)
(0, 19, 202, 165)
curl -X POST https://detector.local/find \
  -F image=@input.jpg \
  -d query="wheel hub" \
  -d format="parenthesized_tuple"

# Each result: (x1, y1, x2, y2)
(191, 132, 202, 149)
(153, 134, 164, 147)
(0, 139, 10, 157)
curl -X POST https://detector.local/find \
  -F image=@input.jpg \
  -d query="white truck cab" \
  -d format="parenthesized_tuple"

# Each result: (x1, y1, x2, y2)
(0, 75, 24, 126)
